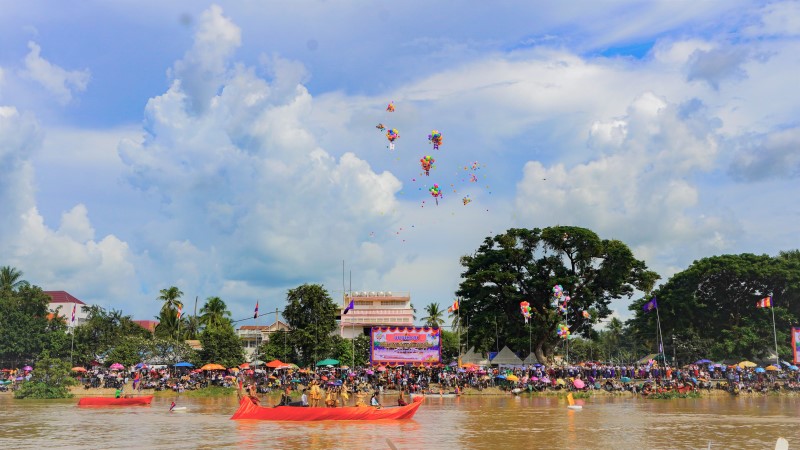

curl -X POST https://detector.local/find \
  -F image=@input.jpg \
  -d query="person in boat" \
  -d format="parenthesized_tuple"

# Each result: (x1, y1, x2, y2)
(325, 386, 337, 408)
(170, 401, 176, 411)
(115, 387, 123, 398)
(370, 392, 382, 409)
(279, 385, 292, 406)
(397, 389, 408, 406)
(301, 389, 309, 407)
(339, 384, 350, 407)
(355, 390, 367, 407)
(309, 380, 321, 407)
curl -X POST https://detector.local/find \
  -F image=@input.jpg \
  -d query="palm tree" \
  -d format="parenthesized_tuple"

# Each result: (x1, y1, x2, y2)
(199, 296, 232, 331)
(182, 315, 201, 340)
(0, 266, 28, 292)
(422, 302, 445, 328)
(157, 286, 184, 316)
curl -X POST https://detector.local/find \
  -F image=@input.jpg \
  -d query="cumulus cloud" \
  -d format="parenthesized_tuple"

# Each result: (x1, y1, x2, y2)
(686, 46, 750, 90)
(21, 41, 90, 105)
(729, 126, 800, 181)
(119, 5, 402, 293)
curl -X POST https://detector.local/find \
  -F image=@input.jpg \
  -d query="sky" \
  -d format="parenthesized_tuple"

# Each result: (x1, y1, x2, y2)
(1, 1, 798, 328)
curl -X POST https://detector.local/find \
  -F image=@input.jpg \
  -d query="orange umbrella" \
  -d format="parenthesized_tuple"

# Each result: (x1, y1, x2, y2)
(239, 363, 250, 369)
(200, 363, 225, 371)
(265, 359, 285, 368)
(71, 367, 87, 372)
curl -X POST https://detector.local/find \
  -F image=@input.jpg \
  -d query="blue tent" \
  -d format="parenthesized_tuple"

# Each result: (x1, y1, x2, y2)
(174, 362, 194, 367)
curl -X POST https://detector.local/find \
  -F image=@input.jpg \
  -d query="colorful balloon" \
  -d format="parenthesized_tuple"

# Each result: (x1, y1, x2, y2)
(520, 301, 531, 324)
(429, 183, 442, 205)
(428, 130, 443, 150)
(420, 155, 435, 176)
(376, 123, 385, 131)
(582, 310, 590, 319)
(386, 128, 399, 150)
(386, 102, 395, 112)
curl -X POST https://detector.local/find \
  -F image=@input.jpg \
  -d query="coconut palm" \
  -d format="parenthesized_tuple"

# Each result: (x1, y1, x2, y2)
(199, 296, 232, 331)
(182, 315, 201, 340)
(422, 302, 445, 328)
(157, 286, 184, 316)
(0, 266, 28, 292)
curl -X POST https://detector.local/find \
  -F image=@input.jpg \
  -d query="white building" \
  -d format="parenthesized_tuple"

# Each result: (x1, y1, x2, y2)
(338, 291, 415, 339)
(236, 320, 291, 361)
(45, 290, 90, 327)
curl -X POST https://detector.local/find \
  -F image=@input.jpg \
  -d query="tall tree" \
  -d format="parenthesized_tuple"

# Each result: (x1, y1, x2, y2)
(627, 252, 800, 361)
(0, 266, 28, 292)
(73, 306, 151, 365)
(457, 226, 658, 363)
(282, 284, 338, 366)
(199, 296, 232, 331)
(422, 302, 445, 327)
(157, 286, 184, 316)
(0, 284, 69, 367)
(199, 326, 245, 368)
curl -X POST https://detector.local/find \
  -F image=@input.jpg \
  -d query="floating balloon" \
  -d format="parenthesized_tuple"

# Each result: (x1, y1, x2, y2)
(462, 196, 472, 205)
(557, 324, 570, 339)
(376, 123, 385, 131)
(428, 130, 443, 150)
(386, 102, 395, 112)
(429, 183, 442, 205)
(420, 155, 435, 176)
(520, 301, 531, 324)
(386, 128, 399, 150)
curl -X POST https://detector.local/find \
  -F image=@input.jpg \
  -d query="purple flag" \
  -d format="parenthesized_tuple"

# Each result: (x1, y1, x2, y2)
(643, 297, 658, 313)
(343, 298, 354, 314)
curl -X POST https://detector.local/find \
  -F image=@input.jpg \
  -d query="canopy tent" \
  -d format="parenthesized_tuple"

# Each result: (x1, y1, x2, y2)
(460, 347, 489, 366)
(316, 359, 339, 367)
(490, 346, 523, 366)
(522, 352, 540, 365)
(174, 362, 194, 368)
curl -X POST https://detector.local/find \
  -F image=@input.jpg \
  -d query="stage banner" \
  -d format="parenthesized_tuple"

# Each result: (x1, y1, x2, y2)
(793, 328, 800, 365)
(370, 326, 441, 365)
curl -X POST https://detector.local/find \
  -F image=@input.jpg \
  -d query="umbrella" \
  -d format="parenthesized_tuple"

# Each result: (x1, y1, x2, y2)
(573, 379, 585, 389)
(71, 367, 87, 372)
(556, 379, 566, 386)
(496, 375, 507, 380)
(755, 367, 766, 373)
(541, 377, 551, 383)
(765, 365, 780, 371)
(251, 360, 265, 366)
(265, 359, 285, 368)
(738, 361, 757, 368)
(199, 363, 225, 371)
(135, 363, 148, 369)
(23, 365, 33, 371)
(365, 370, 374, 375)
(790, 365, 799, 371)
(620, 377, 631, 383)
(228, 367, 240, 372)
(506, 374, 519, 382)
(376, 366, 387, 372)
(174, 362, 194, 368)
(316, 359, 339, 366)
(239, 363, 250, 369)
(109, 363, 124, 370)
(695, 359, 713, 364)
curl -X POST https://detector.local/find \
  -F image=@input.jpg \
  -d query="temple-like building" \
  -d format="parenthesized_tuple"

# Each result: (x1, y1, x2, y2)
(338, 291, 414, 339)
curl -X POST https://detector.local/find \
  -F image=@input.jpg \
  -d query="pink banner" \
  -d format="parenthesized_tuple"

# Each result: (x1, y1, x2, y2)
(370, 327, 441, 366)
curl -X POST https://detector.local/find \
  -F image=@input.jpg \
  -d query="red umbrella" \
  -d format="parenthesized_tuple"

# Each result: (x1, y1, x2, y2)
(265, 360, 285, 368)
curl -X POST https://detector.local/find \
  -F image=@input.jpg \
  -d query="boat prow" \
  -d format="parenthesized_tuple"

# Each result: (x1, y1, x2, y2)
(78, 396, 154, 407)
(230, 395, 423, 421)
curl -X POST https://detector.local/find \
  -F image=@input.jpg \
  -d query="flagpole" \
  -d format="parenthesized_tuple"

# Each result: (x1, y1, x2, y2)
(457, 298, 461, 366)
(70, 319, 75, 366)
(655, 304, 665, 367)
(771, 296, 779, 366)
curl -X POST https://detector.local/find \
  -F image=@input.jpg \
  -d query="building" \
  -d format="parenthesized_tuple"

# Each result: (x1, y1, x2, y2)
(338, 291, 414, 339)
(133, 320, 159, 333)
(236, 320, 291, 361)
(45, 290, 90, 326)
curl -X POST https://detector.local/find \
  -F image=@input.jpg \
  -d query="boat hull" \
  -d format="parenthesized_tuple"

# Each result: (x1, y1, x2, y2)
(78, 396, 154, 406)
(230, 396, 423, 421)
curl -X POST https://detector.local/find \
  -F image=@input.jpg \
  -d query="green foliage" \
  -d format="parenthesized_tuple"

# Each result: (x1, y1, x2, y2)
(257, 332, 294, 363)
(14, 351, 76, 399)
(200, 296, 232, 331)
(72, 306, 152, 365)
(199, 326, 244, 368)
(422, 303, 445, 327)
(0, 265, 28, 292)
(181, 386, 238, 397)
(282, 284, 339, 366)
(0, 284, 69, 366)
(441, 330, 459, 362)
(457, 226, 657, 363)
(627, 252, 800, 362)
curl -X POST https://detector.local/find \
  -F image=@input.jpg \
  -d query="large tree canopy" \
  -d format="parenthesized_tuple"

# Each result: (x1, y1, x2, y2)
(456, 226, 658, 363)
(627, 251, 800, 363)
(0, 284, 69, 366)
(282, 284, 339, 366)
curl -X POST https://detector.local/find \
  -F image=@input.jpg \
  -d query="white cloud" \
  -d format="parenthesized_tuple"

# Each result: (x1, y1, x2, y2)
(21, 41, 90, 105)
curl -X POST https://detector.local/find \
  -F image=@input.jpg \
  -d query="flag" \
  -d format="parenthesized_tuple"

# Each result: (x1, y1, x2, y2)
(71, 303, 76, 324)
(756, 296, 772, 308)
(177, 305, 182, 319)
(253, 301, 259, 319)
(343, 298, 354, 314)
(448, 299, 459, 313)
(642, 297, 658, 313)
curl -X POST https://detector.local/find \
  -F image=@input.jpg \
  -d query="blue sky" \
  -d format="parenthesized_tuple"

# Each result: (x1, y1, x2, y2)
(1, 1, 798, 328)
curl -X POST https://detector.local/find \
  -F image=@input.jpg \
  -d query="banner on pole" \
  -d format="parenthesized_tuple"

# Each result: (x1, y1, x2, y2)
(793, 327, 800, 365)
(370, 326, 441, 365)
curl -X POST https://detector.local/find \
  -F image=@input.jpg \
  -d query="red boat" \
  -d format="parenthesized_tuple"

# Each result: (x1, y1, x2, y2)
(78, 396, 154, 406)
(230, 396, 423, 421)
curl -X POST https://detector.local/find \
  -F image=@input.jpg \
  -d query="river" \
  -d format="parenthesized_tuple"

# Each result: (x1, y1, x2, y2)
(1, 394, 798, 449)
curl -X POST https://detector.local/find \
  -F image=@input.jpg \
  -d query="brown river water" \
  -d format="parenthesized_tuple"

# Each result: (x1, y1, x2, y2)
(1, 394, 798, 449)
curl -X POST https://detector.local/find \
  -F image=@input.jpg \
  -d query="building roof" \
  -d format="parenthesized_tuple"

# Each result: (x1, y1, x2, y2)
(239, 320, 290, 331)
(460, 347, 483, 365)
(133, 320, 159, 332)
(522, 353, 540, 365)
(44, 291, 86, 305)
(490, 346, 523, 365)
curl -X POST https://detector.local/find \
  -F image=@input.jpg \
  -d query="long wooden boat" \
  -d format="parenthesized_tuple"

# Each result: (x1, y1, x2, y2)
(78, 396, 154, 406)
(230, 396, 423, 421)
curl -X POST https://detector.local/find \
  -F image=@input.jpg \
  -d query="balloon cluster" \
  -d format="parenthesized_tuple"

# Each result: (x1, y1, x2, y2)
(420, 155, 435, 176)
(428, 130, 443, 149)
(386, 128, 399, 150)
(582, 310, 590, 319)
(429, 184, 442, 198)
(462, 195, 472, 205)
(557, 324, 570, 339)
(376, 123, 385, 131)
(520, 301, 531, 324)
(386, 102, 395, 112)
